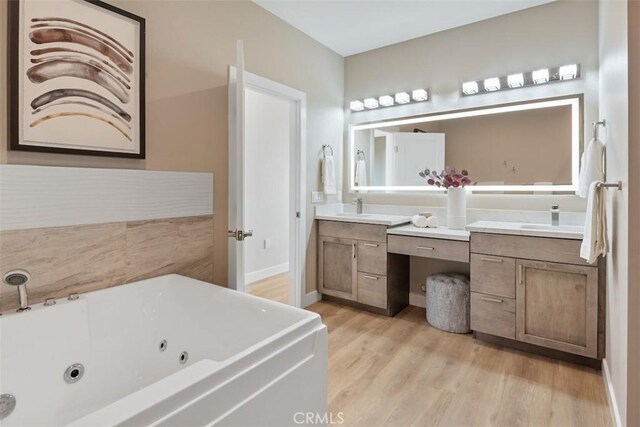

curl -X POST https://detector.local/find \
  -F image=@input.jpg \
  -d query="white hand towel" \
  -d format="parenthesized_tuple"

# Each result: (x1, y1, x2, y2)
(411, 215, 428, 228)
(355, 159, 367, 186)
(322, 155, 336, 195)
(425, 216, 439, 228)
(580, 181, 608, 264)
(578, 138, 605, 198)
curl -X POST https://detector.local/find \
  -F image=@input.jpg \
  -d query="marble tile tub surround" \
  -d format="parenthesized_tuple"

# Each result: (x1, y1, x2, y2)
(315, 203, 586, 227)
(0, 165, 214, 231)
(0, 215, 214, 312)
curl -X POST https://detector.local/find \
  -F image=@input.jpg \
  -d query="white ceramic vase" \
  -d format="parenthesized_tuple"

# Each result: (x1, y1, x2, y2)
(447, 187, 467, 230)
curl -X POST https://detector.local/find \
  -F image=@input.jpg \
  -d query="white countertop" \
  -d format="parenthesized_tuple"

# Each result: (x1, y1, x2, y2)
(387, 224, 470, 241)
(315, 212, 412, 226)
(466, 221, 584, 240)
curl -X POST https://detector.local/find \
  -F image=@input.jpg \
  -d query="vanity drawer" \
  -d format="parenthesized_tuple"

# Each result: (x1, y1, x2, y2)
(318, 220, 387, 243)
(357, 272, 387, 309)
(387, 235, 469, 262)
(471, 233, 588, 266)
(357, 241, 387, 275)
(470, 254, 516, 298)
(471, 292, 516, 339)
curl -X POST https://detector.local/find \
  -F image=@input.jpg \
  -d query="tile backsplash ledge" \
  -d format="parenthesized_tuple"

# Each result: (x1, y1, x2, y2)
(0, 165, 214, 231)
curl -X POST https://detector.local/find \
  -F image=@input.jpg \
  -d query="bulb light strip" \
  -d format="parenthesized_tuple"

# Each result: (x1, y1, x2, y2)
(461, 64, 580, 97)
(349, 89, 428, 112)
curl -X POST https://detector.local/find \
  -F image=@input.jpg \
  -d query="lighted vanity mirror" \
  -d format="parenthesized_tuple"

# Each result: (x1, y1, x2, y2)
(349, 96, 581, 193)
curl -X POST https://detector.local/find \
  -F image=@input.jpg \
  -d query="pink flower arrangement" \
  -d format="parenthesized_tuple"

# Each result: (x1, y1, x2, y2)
(419, 167, 473, 189)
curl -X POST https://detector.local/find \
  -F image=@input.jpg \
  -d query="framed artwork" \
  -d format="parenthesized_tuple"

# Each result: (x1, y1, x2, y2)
(8, 0, 146, 158)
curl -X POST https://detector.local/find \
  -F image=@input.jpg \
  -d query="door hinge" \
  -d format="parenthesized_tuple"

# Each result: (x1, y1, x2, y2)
(296, 212, 301, 218)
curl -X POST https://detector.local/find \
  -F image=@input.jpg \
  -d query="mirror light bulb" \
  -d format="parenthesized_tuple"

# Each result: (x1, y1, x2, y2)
(462, 81, 479, 95)
(411, 89, 428, 101)
(484, 78, 500, 92)
(532, 69, 550, 84)
(349, 100, 364, 111)
(395, 92, 410, 104)
(379, 95, 394, 107)
(559, 64, 577, 80)
(507, 73, 524, 88)
(364, 98, 379, 109)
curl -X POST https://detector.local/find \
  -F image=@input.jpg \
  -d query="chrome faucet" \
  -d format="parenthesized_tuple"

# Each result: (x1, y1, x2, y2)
(551, 204, 560, 226)
(353, 198, 363, 214)
(3, 270, 31, 312)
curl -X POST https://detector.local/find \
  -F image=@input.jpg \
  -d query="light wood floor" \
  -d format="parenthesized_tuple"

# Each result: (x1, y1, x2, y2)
(247, 273, 289, 304)
(249, 275, 612, 427)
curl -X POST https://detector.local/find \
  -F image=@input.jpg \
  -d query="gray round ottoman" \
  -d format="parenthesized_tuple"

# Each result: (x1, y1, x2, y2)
(426, 274, 471, 333)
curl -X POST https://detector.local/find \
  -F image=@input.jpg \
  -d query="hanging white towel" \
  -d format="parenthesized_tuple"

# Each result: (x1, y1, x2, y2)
(578, 138, 605, 198)
(322, 155, 337, 195)
(355, 159, 367, 186)
(580, 181, 608, 264)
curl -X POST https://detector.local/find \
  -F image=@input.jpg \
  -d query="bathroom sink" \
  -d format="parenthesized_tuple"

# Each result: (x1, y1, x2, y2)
(466, 221, 584, 240)
(335, 213, 372, 218)
(315, 212, 412, 226)
(519, 224, 583, 233)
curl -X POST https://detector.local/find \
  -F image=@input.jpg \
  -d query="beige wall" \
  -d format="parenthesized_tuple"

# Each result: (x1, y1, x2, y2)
(344, 0, 598, 212)
(0, 0, 345, 292)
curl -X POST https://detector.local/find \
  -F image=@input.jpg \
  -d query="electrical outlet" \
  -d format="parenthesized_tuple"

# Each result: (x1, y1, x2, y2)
(311, 191, 324, 203)
(264, 239, 271, 249)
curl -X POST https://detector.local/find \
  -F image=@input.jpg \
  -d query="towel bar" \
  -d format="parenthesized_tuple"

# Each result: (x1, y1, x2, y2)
(596, 181, 622, 190)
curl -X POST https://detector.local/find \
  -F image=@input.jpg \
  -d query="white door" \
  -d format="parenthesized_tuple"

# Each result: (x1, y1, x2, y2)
(228, 46, 307, 306)
(393, 132, 445, 186)
(228, 41, 251, 292)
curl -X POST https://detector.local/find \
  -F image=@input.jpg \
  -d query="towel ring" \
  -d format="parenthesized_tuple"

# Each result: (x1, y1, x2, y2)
(592, 120, 606, 139)
(322, 144, 333, 157)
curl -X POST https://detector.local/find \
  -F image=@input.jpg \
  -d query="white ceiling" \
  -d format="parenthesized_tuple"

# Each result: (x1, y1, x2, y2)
(253, 0, 556, 57)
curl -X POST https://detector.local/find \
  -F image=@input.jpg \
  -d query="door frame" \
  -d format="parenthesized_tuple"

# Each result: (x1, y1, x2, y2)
(228, 66, 307, 308)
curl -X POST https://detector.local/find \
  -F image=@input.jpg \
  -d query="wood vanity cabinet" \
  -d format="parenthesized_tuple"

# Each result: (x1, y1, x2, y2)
(318, 220, 408, 316)
(516, 260, 598, 358)
(318, 236, 358, 301)
(470, 233, 604, 360)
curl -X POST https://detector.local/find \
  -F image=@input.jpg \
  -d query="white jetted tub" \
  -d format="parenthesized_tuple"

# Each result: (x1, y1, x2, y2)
(0, 274, 327, 426)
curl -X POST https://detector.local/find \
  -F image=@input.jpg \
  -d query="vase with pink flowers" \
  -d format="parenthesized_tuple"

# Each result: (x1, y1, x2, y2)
(419, 167, 473, 230)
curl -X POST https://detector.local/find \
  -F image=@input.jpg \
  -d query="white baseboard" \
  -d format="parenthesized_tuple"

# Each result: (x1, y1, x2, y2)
(303, 291, 321, 308)
(602, 358, 623, 427)
(245, 262, 289, 285)
(409, 292, 426, 308)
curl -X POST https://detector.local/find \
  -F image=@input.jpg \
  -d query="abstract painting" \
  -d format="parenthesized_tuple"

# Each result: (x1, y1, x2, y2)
(9, 0, 145, 158)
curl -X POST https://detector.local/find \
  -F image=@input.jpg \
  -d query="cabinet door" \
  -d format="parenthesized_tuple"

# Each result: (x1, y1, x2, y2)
(318, 236, 358, 301)
(516, 260, 598, 358)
